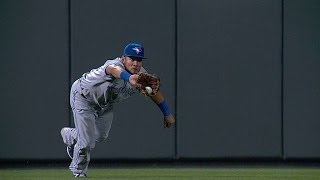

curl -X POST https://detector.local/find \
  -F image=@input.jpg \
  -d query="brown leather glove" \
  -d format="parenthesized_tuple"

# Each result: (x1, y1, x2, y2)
(136, 72, 160, 96)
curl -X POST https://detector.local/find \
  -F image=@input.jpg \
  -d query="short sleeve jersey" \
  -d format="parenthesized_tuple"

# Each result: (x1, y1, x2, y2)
(78, 57, 146, 109)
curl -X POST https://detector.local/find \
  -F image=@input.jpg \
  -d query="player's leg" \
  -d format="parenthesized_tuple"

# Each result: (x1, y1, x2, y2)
(67, 80, 97, 177)
(60, 127, 77, 159)
(61, 81, 84, 159)
(61, 82, 80, 159)
(95, 109, 113, 142)
(69, 108, 96, 177)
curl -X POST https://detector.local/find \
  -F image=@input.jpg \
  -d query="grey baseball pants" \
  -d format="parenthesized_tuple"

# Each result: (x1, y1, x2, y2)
(66, 80, 113, 175)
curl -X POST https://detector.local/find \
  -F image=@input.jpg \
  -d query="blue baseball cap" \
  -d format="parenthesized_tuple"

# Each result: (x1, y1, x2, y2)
(123, 43, 146, 59)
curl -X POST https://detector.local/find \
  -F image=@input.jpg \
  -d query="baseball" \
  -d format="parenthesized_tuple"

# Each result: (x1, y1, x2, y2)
(145, 86, 152, 94)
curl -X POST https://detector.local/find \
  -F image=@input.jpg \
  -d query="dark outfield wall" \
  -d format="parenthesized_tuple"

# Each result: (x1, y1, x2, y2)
(283, 0, 320, 158)
(177, 0, 283, 158)
(0, 0, 69, 159)
(0, 0, 319, 160)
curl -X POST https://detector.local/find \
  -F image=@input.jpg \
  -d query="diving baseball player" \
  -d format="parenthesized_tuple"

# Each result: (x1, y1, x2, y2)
(60, 43, 175, 177)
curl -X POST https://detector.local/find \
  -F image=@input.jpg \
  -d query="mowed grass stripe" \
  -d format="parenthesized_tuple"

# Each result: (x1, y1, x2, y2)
(1, 168, 320, 179)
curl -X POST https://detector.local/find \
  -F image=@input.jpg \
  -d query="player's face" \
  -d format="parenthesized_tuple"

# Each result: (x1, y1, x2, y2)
(123, 56, 142, 74)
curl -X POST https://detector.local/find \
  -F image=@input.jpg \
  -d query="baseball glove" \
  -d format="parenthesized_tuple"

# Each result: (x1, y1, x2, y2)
(136, 72, 160, 96)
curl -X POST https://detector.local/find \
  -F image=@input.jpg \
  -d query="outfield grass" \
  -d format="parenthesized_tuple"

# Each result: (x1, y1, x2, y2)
(1, 167, 320, 179)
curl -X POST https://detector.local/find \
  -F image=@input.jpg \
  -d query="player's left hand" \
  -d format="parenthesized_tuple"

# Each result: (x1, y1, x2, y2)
(163, 114, 175, 128)
(135, 72, 160, 96)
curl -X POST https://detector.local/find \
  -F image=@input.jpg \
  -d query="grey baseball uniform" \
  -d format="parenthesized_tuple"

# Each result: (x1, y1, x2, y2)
(62, 57, 146, 175)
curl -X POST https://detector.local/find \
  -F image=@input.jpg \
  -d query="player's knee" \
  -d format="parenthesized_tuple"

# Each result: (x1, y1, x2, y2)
(82, 138, 96, 149)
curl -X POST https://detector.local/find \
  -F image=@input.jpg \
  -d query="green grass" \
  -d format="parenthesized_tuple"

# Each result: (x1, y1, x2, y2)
(1, 167, 320, 180)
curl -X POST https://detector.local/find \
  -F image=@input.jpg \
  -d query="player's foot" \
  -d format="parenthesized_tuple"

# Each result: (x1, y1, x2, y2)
(60, 127, 76, 145)
(74, 173, 87, 178)
(67, 145, 74, 159)
(60, 127, 76, 159)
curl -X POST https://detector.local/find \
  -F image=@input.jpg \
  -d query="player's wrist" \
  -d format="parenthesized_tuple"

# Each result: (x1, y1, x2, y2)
(120, 71, 131, 81)
(158, 100, 171, 116)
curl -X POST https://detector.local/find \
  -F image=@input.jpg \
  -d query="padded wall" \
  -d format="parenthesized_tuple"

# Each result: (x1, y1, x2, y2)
(283, 0, 320, 158)
(1, 0, 320, 161)
(0, 0, 69, 159)
(177, 0, 283, 158)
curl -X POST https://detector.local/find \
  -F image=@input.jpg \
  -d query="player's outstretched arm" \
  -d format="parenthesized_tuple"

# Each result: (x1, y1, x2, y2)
(105, 65, 139, 86)
(150, 91, 175, 128)
(107, 65, 175, 128)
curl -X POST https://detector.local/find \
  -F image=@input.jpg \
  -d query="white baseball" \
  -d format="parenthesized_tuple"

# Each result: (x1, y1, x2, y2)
(145, 86, 152, 94)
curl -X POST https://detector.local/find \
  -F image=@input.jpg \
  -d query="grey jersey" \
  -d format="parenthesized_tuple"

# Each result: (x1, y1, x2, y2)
(78, 57, 146, 110)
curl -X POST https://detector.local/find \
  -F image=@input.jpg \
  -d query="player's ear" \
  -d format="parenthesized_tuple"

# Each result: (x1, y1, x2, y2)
(121, 56, 125, 63)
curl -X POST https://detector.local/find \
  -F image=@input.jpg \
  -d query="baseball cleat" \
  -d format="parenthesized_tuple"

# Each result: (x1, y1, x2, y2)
(74, 173, 87, 178)
(60, 127, 76, 159)
(67, 145, 74, 159)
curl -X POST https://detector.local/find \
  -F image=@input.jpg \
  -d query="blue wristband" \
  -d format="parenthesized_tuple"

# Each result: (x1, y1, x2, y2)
(120, 71, 131, 81)
(158, 100, 171, 116)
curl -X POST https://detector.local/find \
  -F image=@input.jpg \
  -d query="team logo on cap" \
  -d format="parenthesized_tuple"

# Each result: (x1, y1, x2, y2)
(132, 47, 142, 54)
